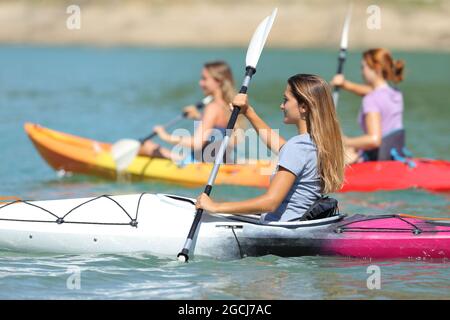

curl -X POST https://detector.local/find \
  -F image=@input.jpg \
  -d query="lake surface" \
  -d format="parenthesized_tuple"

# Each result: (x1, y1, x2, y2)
(0, 46, 449, 299)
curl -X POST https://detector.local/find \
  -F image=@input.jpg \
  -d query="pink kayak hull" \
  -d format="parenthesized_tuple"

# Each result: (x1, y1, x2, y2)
(323, 216, 450, 259)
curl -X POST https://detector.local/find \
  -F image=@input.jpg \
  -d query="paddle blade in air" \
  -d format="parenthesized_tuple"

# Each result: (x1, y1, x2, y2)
(245, 8, 277, 68)
(111, 139, 141, 171)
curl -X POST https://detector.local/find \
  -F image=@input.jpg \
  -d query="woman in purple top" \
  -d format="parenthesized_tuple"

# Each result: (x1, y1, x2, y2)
(331, 48, 405, 163)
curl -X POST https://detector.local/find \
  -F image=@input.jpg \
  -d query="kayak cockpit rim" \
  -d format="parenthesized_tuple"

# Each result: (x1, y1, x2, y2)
(157, 193, 346, 228)
(223, 213, 346, 228)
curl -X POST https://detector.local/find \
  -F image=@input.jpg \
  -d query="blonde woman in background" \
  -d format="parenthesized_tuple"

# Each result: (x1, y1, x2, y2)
(140, 61, 246, 163)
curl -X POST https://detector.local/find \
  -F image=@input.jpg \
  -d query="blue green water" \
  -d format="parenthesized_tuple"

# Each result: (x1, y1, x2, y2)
(0, 46, 449, 299)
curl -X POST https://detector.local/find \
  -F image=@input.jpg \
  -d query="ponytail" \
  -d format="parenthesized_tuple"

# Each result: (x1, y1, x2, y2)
(363, 48, 405, 84)
(393, 59, 405, 83)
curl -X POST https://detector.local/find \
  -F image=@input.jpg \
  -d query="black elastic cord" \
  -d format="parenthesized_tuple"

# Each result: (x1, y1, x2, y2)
(134, 192, 150, 222)
(336, 214, 396, 228)
(0, 193, 147, 227)
(0, 218, 132, 226)
(62, 195, 134, 221)
(336, 215, 434, 234)
(231, 227, 243, 259)
(0, 200, 59, 219)
(338, 228, 415, 233)
(395, 214, 422, 234)
(139, 158, 155, 178)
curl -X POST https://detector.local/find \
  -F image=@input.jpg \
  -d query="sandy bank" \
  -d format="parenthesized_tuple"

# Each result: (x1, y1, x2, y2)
(0, 0, 449, 51)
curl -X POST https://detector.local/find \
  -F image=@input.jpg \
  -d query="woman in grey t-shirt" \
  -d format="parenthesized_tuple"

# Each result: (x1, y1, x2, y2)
(196, 74, 345, 222)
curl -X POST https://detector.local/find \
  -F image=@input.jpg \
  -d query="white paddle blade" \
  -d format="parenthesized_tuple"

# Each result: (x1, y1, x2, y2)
(340, 4, 353, 49)
(111, 139, 141, 171)
(202, 95, 213, 105)
(245, 8, 278, 68)
(332, 91, 339, 108)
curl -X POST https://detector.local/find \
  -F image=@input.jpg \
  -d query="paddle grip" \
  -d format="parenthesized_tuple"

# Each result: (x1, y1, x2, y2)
(333, 49, 347, 107)
(336, 48, 347, 74)
(239, 67, 256, 94)
(204, 184, 213, 196)
(228, 66, 256, 126)
(226, 106, 241, 131)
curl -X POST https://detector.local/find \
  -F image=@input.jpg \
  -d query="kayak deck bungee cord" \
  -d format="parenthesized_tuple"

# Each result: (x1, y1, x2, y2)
(0, 194, 144, 226)
(0, 193, 449, 260)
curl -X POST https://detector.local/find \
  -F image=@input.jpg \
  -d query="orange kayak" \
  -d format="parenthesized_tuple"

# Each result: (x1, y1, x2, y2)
(24, 123, 274, 188)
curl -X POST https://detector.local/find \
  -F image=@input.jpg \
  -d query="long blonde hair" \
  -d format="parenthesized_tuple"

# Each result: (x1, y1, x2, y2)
(204, 61, 247, 131)
(287, 74, 345, 193)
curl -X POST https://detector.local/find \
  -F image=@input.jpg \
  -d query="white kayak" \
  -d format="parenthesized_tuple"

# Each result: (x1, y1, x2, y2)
(3, 193, 450, 260)
(0, 193, 344, 260)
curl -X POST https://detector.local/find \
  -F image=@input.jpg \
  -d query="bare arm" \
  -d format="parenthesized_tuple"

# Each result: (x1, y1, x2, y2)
(196, 167, 296, 214)
(331, 75, 372, 97)
(182, 105, 202, 121)
(345, 112, 382, 150)
(233, 94, 286, 154)
(158, 104, 216, 149)
(245, 106, 286, 154)
(342, 80, 373, 97)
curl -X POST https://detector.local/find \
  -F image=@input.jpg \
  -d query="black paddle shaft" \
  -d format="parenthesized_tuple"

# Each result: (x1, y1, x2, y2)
(139, 99, 208, 143)
(177, 67, 256, 262)
(333, 48, 347, 95)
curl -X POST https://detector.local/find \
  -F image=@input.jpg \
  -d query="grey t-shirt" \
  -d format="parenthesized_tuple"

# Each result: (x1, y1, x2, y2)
(262, 133, 322, 222)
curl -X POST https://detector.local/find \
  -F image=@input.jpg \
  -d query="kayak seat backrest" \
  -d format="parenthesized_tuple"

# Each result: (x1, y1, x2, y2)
(363, 128, 406, 161)
(296, 196, 339, 222)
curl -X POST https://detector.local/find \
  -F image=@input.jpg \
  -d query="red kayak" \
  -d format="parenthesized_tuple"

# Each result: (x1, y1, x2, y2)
(341, 159, 450, 193)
